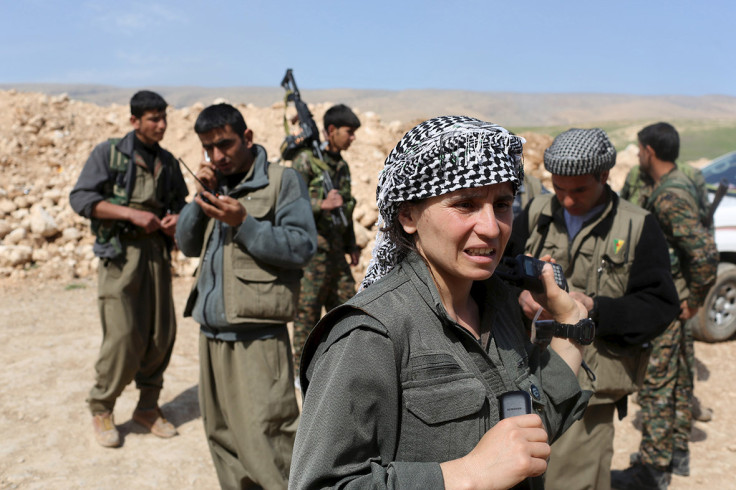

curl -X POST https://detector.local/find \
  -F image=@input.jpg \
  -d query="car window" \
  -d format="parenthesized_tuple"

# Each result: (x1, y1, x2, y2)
(702, 151, 736, 191)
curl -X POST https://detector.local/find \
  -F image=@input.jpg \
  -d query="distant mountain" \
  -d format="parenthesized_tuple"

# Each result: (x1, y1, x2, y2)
(3, 83, 736, 127)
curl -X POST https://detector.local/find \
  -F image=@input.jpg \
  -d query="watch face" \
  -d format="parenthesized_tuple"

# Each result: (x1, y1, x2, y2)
(579, 319, 595, 345)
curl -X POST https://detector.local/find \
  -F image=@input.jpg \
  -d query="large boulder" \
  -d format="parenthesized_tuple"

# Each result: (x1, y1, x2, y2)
(30, 205, 60, 238)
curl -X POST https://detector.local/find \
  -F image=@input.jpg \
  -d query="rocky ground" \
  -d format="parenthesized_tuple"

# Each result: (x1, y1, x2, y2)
(1, 90, 733, 488)
(1, 276, 734, 489)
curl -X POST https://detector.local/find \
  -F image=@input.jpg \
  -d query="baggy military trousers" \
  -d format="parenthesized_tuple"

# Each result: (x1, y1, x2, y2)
(87, 234, 176, 414)
(199, 328, 299, 490)
(545, 403, 617, 490)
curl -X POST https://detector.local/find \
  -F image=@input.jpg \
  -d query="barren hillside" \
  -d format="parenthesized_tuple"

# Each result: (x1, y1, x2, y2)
(0, 89, 642, 282)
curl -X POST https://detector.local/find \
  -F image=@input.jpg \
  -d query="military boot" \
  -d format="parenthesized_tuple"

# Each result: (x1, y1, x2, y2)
(92, 411, 121, 448)
(611, 462, 671, 490)
(671, 449, 690, 477)
(630, 450, 690, 477)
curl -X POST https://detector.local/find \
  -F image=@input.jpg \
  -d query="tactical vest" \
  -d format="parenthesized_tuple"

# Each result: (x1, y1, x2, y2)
(525, 193, 651, 404)
(300, 149, 355, 238)
(186, 163, 302, 325)
(91, 138, 180, 258)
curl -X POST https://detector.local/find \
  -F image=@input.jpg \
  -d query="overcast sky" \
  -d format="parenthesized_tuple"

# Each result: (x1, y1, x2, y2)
(2, 0, 733, 96)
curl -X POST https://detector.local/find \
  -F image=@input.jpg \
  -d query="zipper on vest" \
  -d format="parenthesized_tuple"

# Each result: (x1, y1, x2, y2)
(201, 221, 223, 327)
(596, 258, 607, 294)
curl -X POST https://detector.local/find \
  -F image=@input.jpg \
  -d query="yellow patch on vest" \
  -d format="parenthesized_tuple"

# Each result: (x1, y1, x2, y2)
(614, 239, 625, 254)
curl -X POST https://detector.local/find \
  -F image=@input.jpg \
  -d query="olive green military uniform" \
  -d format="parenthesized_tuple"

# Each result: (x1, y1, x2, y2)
(176, 147, 317, 489)
(621, 165, 718, 472)
(291, 251, 590, 490)
(69, 132, 188, 414)
(510, 189, 678, 490)
(290, 147, 359, 373)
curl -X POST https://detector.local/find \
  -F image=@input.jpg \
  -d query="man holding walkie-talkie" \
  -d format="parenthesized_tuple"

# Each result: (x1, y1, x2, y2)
(289, 103, 362, 379)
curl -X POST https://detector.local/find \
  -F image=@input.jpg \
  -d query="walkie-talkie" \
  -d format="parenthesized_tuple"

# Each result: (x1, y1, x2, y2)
(496, 254, 568, 293)
(498, 390, 534, 490)
(499, 390, 532, 420)
(178, 157, 219, 205)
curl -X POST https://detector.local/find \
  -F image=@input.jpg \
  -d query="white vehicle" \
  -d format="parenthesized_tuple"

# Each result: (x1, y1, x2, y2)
(689, 151, 736, 342)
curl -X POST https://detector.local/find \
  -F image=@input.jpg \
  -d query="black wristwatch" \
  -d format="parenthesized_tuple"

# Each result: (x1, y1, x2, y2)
(534, 318, 596, 346)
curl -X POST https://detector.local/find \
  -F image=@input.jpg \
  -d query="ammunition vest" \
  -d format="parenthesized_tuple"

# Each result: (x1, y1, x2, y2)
(91, 138, 180, 258)
(525, 192, 651, 403)
(187, 163, 302, 325)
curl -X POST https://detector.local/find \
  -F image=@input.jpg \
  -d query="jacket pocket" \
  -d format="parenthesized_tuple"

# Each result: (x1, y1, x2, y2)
(242, 194, 273, 220)
(404, 376, 486, 424)
(586, 338, 651, 398)
(230, 267, 297, 322)
(398, 355, 487, 462)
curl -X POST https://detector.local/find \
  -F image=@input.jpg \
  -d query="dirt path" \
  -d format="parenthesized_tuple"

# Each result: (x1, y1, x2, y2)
(1, 276, 734, 489)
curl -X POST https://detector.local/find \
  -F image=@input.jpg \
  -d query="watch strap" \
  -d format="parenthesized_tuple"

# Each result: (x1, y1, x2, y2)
(555, 318, 595, 345)
(534, 318, 595, 346)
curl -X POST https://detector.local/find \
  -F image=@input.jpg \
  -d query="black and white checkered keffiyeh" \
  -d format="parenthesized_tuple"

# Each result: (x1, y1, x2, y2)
(543, 128, 616, 176)
(361, 115, 525, 290)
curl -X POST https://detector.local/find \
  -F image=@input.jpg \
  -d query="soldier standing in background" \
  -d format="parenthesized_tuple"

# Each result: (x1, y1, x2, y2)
(176, 103, 316, 488)
(513, 173, 549, 218)
(506, 128, 679, 490)
(70, 90, 188, 448)
(291, 104, 362, 379)
(613, 122, 718, 489)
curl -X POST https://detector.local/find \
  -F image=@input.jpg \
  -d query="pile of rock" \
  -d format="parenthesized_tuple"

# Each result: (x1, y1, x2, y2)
(0, 89, 640, 283)
(0, 89, 407, 282)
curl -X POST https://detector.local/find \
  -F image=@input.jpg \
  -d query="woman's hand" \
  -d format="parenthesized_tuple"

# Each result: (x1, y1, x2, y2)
(530, 255, 586, 326)
(529, 257, 586, 375)
(441, 414, 549, 490)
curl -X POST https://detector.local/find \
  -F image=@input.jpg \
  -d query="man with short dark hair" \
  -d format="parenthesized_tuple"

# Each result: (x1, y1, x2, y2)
(176, 103, 316, 489)
(290, 103, 362, 377)
(612, 122, 718, 489)
(70, 90, 188, 448)
(506, 128, 679, 490)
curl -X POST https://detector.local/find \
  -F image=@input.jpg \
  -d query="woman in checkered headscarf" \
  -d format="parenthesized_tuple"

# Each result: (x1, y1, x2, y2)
(291, 116, 589, 490)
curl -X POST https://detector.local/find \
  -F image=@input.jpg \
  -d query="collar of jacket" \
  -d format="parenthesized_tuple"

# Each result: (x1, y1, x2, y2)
(116, 130, 168, 163)
(540, 185, 620, 240)
(401, 250, 510, 329)
(115, 131, 138, 157)
(228, 144, 270, 196)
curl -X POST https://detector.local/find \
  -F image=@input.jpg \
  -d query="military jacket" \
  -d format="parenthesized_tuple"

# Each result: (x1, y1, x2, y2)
(291, 147, 357, 253)
(517, 189, 679, 403)
(177, 146, 317, 332)
(291, 252, 589, 490)
(621, 166, 718, 308)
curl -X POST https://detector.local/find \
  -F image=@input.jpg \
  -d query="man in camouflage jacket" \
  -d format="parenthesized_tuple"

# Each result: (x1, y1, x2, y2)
(291, 104, 362, 377)
(613, 122, 719, 489)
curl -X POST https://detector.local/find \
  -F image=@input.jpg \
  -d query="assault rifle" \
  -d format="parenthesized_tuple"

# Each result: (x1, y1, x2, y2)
(704, 177, 729, 228)
(280, 68, 322, 161)
(280, 68, 348, 227)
